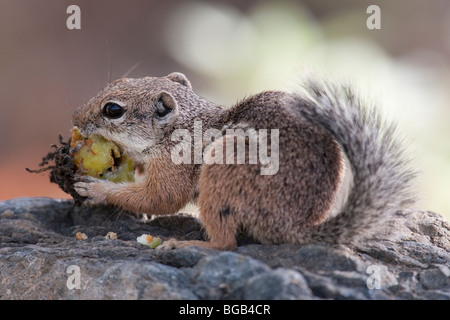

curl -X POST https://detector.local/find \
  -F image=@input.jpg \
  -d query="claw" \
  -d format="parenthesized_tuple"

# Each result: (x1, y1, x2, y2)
(74, 174, 98, 183)
(156, 238, 179, 251)
(73, 182, 87, 194)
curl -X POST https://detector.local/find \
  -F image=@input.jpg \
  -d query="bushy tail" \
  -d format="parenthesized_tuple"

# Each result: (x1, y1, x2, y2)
(292, 78, 417, 245)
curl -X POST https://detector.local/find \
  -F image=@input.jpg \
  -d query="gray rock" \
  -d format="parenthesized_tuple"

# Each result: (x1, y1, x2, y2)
(243, 268, 312, 299)
(0, 197, 449, 299)
(418, 266, 450, 290)
(190, 251, 271, 299)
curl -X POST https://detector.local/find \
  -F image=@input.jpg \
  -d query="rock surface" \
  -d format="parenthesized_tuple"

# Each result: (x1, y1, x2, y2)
(0, 197, 449, 300)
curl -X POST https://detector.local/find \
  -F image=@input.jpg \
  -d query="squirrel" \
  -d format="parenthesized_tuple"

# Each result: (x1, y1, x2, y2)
(73, 72, 416, 250)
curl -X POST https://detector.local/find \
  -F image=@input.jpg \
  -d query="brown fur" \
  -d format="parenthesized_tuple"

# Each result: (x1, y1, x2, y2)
(73, 72, 416, 250)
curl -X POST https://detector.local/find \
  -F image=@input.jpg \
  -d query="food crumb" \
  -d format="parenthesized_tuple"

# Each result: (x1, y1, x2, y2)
(105, 231, 118, 240)
(136, 234, 162, 249)
(76, 232, 88, 240)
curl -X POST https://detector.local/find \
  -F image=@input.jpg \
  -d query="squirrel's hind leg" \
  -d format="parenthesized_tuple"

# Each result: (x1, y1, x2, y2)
(159, 197, 239, 250)
(158, 238, 237, 250)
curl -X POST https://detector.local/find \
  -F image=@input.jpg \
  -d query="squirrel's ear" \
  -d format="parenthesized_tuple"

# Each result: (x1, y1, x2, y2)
(167, 72, 192, 89)
(154, 90, 179, 126)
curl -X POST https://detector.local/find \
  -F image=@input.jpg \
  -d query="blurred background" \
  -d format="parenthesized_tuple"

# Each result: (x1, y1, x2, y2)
(1, 0, 449, 220)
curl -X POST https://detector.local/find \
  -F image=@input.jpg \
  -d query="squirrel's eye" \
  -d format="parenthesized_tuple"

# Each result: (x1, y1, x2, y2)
(102, 102, 125, 119)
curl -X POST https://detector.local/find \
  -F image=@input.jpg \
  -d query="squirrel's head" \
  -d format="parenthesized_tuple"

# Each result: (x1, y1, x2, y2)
(72, 72, 196, 164)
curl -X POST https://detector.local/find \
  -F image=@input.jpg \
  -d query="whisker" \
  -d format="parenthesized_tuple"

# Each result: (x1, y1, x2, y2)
(106, 37, 112, 84)
(121, 61, 142, 79)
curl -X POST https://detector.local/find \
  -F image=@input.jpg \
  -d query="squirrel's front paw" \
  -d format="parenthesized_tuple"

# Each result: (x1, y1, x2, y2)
(73, 175, 110, 206)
